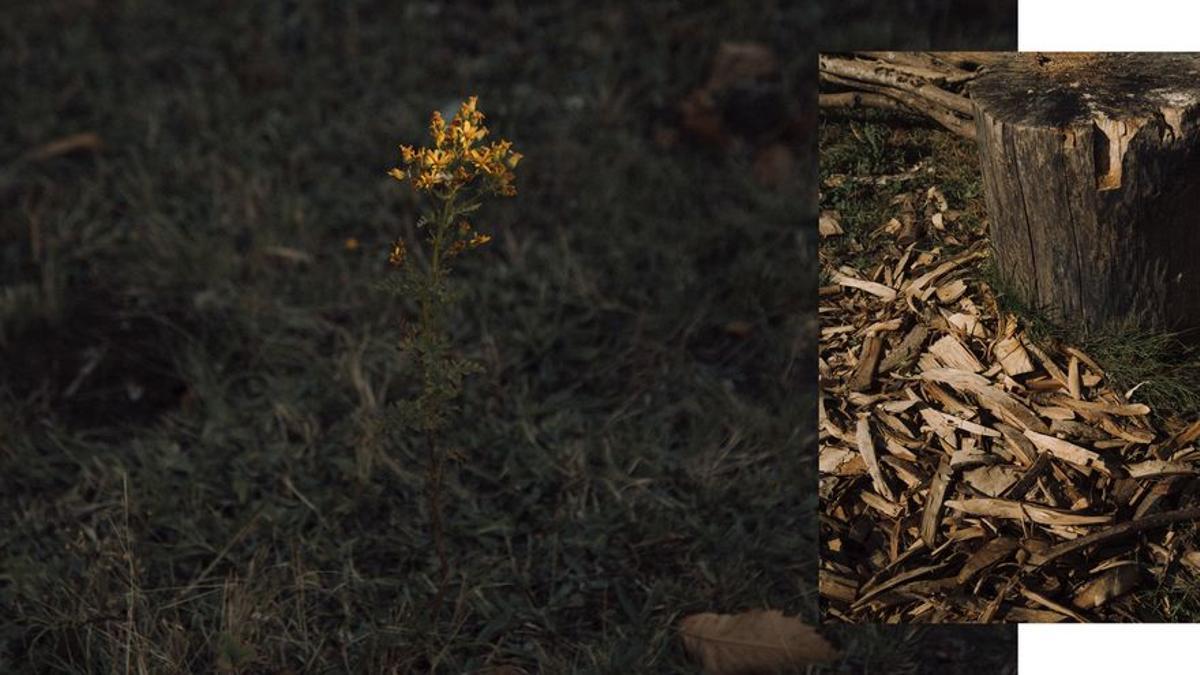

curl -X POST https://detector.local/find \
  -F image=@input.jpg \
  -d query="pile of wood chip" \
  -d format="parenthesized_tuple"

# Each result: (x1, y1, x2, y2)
(818, 184, 1200, 623)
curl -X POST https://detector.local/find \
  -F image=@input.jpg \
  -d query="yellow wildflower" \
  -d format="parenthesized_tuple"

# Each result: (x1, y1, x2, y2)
(467, 232, 492, 248)
(454, 119, 487, 149)
(430, 110, 447, 148)
(424, 148, 453, 170)
(388, 239, 406, 266)
(458, 96, 480, 120)
(414, 170, 442, 191)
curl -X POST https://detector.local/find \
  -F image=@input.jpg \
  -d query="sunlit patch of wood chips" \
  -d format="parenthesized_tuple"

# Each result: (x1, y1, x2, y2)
(819, 172, 1200, 623)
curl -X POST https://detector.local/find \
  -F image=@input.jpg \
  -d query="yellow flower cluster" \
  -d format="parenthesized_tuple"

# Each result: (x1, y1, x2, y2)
(446, 231, 492, 258)
(389, 96, 521, 198)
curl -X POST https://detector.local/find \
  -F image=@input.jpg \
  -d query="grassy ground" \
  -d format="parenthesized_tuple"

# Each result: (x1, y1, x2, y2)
(1, 2, 816, 672)
(816, 0, 1017, 52)
(0, 1, 1018, 672)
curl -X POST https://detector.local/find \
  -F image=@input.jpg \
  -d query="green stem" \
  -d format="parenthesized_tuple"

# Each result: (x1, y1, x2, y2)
(420, 189, 456, 620)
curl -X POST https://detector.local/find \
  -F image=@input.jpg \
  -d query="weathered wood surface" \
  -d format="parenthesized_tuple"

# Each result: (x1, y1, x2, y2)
(970, 53, 1200, 333)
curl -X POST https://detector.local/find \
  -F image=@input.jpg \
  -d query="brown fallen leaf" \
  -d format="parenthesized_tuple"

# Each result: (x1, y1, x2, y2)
(678, 610, 838, 674)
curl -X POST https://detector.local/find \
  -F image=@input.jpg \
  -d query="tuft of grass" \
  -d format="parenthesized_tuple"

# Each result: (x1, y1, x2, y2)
(982, 260, 1200, 416)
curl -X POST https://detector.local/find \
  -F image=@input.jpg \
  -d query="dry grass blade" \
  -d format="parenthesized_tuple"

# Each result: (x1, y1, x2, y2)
(23, 131, 104, 161)
(678, 610, 839, 674)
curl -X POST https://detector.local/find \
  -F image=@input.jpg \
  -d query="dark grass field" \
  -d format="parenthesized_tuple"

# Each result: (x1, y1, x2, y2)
(2, 1, 1015, 672)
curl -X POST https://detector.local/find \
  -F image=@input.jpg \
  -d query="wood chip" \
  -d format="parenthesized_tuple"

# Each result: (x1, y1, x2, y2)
(1051, 396, 1150, 417)
(853, 562, 948, 609)
(848, 334, 884, 392)
(832, 273, 897, 301)
(1024, 339, 1069, 388)
(1004, 607, 1070, 623)
(1067, 355, 1083, 400)
(1124, 460, 1196, 479)
(819, 568, 858, 604)
(820, 446, 866, 475)
(1002, 451, 1052, 500)
(921, 368, 1049, 434)
(945, 312, 987, 338)
(994, 422, 1038, 465)
(862, 490, 903, 518)
(1023, 429, 1111, 475)
(856, 416, 895, 501)
(1026, 507, 1200, 568)
(1072, 565, 1140, 609)
(878, 324, 929, 374)
(955, 536, 1019, 584)
(962, 465, 1021, 497)
(993, 335, 1034, 376)
(820, 210, 844, 237)
(936, 278, 967, 303)
(944, 497, 1113, 526)
(928, 334, 984, 372)
(921, 456, 953, 548)
(1019, 587, 1090, 623)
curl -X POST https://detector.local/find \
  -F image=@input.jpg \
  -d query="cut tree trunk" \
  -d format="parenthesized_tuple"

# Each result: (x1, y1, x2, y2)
(970, 53, 1200, 333)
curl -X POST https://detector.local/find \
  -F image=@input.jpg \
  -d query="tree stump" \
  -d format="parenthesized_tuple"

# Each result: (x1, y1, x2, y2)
(970, 53, 1200, 333)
